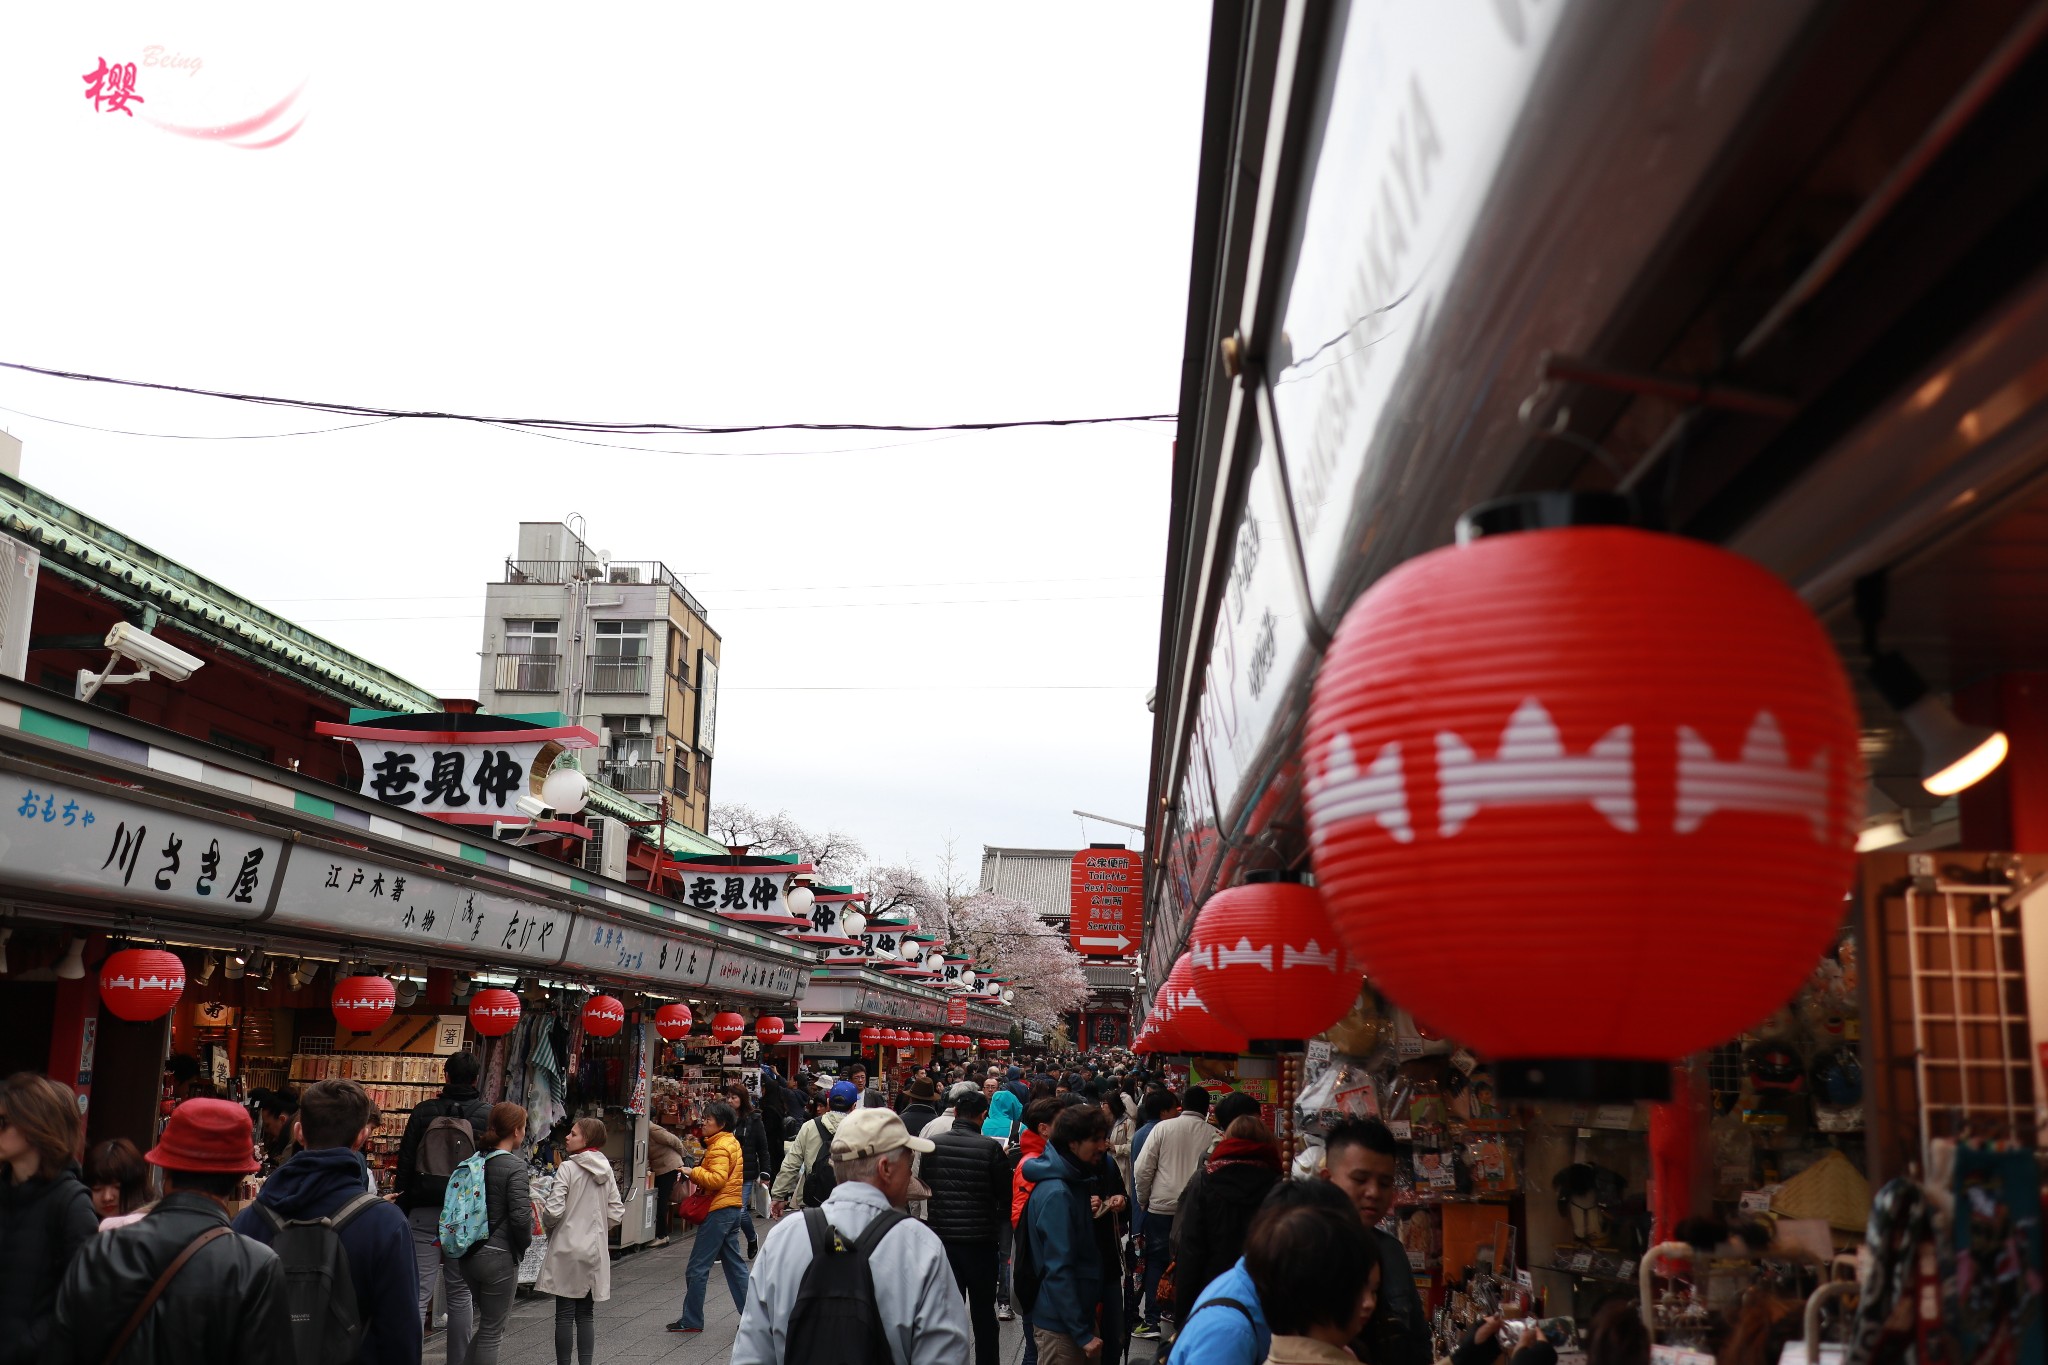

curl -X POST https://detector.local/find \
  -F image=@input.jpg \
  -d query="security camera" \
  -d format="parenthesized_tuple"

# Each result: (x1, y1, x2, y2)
(77, 622, 206, 702)
(106, 622, 204, 681)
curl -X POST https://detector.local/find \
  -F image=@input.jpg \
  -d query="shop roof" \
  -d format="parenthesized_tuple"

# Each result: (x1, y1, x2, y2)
(0, 472, 440, 714)
(978, 845, 1078, 921)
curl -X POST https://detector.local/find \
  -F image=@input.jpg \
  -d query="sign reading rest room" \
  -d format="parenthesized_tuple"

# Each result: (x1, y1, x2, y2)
(1069, 846, 1141, 957)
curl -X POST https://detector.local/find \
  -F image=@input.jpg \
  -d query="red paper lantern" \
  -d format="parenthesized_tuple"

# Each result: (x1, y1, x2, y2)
(655, 1003, 695, 1040)
(1160, 954, 1247, 1055)
(710, 1011, 746, 1044)
(99, 948, 186, 1022)
(1192, 877, 1361, 1043)
(860, 1025, 882, 1045)
(581, 994, 626, 1038)
(1304, 523, 1861, 1100)
(755, 1016, 786, 1047)
(468, 988, 522, 1037)
(331, 974, 397, 1033)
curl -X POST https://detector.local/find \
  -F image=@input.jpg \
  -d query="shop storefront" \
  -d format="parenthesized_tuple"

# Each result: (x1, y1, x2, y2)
(1140, 2, 2048, 1359)
(0, 675, 816, 1247)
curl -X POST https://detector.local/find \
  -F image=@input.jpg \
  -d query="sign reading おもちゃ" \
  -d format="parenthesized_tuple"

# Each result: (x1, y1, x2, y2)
(1070, 847, 1141, 956)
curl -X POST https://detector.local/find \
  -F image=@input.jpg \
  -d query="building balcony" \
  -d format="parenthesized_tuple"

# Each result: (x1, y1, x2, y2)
(492, 653, 560, 693)
(502, 558, 709, 620)
(598, 758, 662, 793)
(586, 655, 651, 694)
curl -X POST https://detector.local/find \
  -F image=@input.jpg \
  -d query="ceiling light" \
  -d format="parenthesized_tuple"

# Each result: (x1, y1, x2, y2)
(1855, 820, 1910, 854)
(1869, 653, 2008, 795)
(195, 951, 217, 984)
(54, 937, 87, 980)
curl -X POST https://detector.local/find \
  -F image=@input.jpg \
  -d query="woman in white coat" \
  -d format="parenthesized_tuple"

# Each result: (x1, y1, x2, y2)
(535, 1117, 624, 1365)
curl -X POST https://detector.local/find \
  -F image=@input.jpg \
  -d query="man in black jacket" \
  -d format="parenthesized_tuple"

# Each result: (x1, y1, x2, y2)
(899, 1074, 942, 1136)
(393, 1051, 489, 1361)
(921, 1090, 1011, 1365)
(53, 1098, 293, 1365)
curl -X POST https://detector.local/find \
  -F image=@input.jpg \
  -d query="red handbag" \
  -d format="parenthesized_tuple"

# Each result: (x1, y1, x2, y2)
(677, 1179, 714, 1226)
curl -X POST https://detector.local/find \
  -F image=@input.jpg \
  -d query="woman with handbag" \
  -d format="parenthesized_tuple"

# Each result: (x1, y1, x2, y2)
(647, 1121, 687, 1249)
(665, 1101, 748, 1334)
(452, 1104, 531, 1365)
(535, 1118, 623, 1365)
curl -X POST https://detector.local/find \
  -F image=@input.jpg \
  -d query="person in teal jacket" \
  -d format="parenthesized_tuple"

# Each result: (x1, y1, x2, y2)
(1020, 1105, 1109, 1365)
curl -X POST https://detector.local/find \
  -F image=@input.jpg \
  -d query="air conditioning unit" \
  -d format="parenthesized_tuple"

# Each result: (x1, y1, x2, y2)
(583, 815, 630, 882)
(0, 532, 40, 681)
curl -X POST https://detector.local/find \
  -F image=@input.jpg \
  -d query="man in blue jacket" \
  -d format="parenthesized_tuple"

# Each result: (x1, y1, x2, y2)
(234, 1078, 423, 1365)
(1021, 1103, 1110, 1365)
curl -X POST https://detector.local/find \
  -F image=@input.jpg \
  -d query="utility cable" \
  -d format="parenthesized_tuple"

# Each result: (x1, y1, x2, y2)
(0, 359, 1174, 436)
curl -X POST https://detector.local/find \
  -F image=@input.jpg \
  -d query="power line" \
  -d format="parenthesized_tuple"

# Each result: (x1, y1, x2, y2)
(0, 358, 1175, 437)
(0, 402, 401, 440)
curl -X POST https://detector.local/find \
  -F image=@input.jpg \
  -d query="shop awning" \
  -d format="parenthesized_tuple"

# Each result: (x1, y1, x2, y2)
(785, 1020, 836, 1044)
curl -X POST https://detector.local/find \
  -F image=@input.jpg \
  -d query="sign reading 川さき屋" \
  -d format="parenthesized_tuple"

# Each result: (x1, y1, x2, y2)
(314, 717, 598, 828)
(1070, 847, 1142, 956)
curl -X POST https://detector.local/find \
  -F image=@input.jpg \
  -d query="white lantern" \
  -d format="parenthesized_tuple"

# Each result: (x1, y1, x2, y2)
(841, 909, 867, 939)
(1001, 987, 1016, 1004)
(901, 937, 922, 962)
(541, 766, 590, 815)
(961, 969, 977, 988)
(786, 884, 816, 919)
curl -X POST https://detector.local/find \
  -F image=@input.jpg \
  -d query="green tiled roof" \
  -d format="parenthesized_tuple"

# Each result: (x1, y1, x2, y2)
(584, 782, 729, 859)
(0, 473, 441, 712)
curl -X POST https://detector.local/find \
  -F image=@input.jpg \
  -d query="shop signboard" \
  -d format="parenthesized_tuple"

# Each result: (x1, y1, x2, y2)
(946, 998, 967, 1027)
(313, 719, 598, 826)
(269, 850, 574, 967)
(1265, 1, 1568, 612)
(564, 918, 716, 988)
(669, 867, 798, 917)
(707, 950, 804, 1002)
(0, 776, 284, 919)
(1070, 847, 1142, 956)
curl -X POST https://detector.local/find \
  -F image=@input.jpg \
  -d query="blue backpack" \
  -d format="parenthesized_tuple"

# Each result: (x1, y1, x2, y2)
(440, 1149, 511, 1258)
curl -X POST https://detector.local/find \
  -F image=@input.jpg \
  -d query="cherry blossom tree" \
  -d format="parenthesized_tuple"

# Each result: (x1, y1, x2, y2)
(706, 802, 866, 880)
(939, 890, 1090, 1028)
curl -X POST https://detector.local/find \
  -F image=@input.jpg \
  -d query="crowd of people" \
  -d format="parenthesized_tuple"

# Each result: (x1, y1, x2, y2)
(0, 1053, 1662, 1365)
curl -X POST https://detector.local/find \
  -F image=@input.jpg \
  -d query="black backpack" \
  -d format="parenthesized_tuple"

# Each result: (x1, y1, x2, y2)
(801, 1116, 839, 1208)
(785, 1207, 907, 1365)
(412, 1096, 487, 1205)
(1012, 1198, 1043, 1316)
(259, 1191, 382, 1365)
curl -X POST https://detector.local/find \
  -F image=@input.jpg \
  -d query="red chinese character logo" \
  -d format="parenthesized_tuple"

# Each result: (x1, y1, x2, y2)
(83, 58, 144, 116)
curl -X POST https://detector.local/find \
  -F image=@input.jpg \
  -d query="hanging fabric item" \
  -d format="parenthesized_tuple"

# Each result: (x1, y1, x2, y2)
(1947, 1142, 2044, 1365)
(1847, 1177, 1934, 1365)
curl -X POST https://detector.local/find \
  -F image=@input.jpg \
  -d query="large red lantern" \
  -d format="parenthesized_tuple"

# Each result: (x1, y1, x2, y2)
(1304, 520, 1861, 1100)
(1160, 954, 1245, 1055)
(655, 1003, 694, 1040)
(99, 948, 187, 1022)
(755, 1016, 786, 1047)
(860, 1025, 882, 1045)
(332, 974, 397, 1032)
(710, 1011, 746, 1044)
(1192, 875, 1361, 1044)
(581, 994, 626, 1038)
(468, 988, 522, 1037)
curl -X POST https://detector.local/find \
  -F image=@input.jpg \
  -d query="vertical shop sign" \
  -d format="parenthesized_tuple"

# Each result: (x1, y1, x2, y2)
(1070, 847, 1142, 956)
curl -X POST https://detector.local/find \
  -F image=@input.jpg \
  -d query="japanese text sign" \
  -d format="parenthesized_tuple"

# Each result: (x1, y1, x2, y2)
(564, 919, 715, 988)
(268, 851, 573, 967)
(1070, 847, 1142, 956)
(2, 778, 282, 919)
(707, 950, 804, 1002)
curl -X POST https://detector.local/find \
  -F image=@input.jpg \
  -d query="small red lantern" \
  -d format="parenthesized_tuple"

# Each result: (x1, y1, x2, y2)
(860, 1025, 882, 1045)
(1304, 520, 1861, 1100)
(1192, 875, 1361, 1043)
(755, 1016, 786, 1047)
(655, 1003, 694, 1040)
(581, 994, 626, 1038)
(99, 948, 186, 1022)
(468, 988, 522, 1037)
(710, 1011, 746, 1044)
(331, 974, 396, 1033)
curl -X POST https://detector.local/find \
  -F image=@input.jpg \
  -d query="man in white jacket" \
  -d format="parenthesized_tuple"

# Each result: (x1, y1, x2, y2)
(733, 1108, 971, 1365)
(1131, 1085, 1219, 1337)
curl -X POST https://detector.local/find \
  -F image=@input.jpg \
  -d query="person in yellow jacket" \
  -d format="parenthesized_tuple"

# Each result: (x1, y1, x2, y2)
(667, 1101, 751, 1333)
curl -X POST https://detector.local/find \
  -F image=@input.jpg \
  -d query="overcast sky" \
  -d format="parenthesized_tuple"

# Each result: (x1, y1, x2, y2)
(0, 5, 1206, 879)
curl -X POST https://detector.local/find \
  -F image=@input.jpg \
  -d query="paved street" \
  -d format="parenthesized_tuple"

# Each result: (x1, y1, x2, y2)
(424, 1214, 1158, 1365)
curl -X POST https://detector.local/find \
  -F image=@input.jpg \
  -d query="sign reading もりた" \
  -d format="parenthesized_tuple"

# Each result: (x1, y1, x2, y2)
(1070, 847, 1142, 956)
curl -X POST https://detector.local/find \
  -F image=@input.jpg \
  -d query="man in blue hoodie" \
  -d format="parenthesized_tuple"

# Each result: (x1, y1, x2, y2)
(234, 1078, 423, 1365)
(1020, 1103, 1109, 1365)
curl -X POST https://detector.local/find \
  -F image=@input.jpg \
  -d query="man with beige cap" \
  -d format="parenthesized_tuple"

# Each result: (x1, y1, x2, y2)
(733, 1108, 971, 1365)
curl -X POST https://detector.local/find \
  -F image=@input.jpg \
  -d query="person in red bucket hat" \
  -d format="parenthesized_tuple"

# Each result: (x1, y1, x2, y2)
(53, 1097, 293, 1364)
